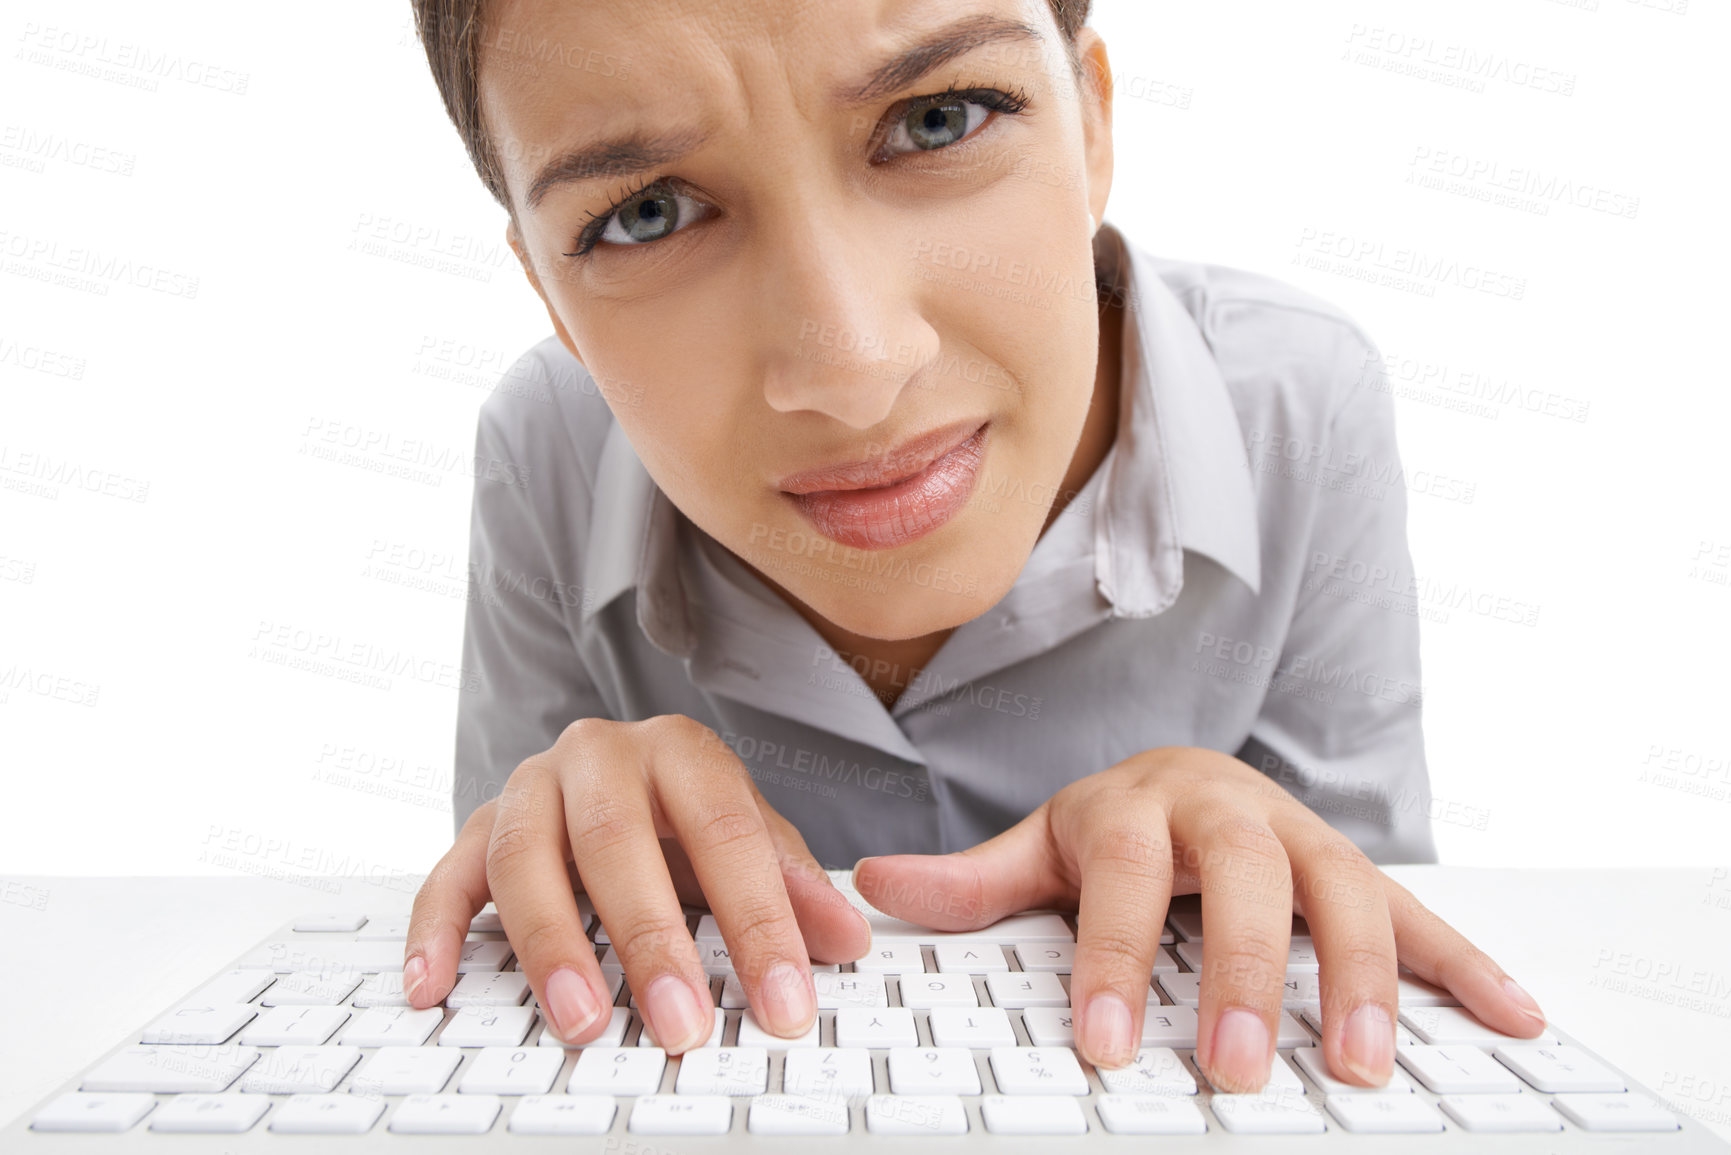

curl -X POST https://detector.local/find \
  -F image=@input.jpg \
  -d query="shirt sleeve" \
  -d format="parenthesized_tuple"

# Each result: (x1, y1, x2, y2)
(453, 399, 613, 838)
(1233, 329, 1444, 864)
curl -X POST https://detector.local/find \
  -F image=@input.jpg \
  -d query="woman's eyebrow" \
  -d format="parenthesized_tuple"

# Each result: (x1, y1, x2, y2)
(523, 12, 1046, 213)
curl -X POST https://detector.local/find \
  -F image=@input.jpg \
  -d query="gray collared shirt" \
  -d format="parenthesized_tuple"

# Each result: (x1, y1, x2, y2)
(452, 221, 1440, 867)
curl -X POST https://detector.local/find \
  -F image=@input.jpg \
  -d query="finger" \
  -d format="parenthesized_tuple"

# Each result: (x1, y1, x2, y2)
(1179, 805, 1292, 1093)
(650, 720, 820, 1039)
(753, 798, 873, 964)
(850, 806, 1065, 931)
(1382, 873, 1548, 1037)
(1059, 788, 1175, 1070)
(482, 759, 615, 1046)
(404, 799, 497, 1010)
(555, 723, 714, 1055)
(1274, 819, 1398, 1088)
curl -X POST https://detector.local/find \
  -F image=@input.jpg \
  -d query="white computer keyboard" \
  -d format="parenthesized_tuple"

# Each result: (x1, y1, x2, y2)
(9, 870, 1727, 1152)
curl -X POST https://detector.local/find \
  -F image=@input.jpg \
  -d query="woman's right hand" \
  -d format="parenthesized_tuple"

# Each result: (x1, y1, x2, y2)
(403, 714, 872, 1053)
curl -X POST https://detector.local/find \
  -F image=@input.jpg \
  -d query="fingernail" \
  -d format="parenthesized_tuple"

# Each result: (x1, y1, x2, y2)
(1340, 1003, 1393, 1085)
(1210, 1009, 1270, 1091)
(646, 974, 711, 1052)
(1504, 978, 1545, 1022)
(403, 956, 428, 1005)
(1083, 992, 1135, 1067)
(544, 967, 602, 1042)
(849, 857, 876, 889)
(758, 963, 816, 1036)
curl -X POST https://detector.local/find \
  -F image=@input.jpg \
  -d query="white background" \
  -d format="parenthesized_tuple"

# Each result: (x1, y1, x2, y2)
(1, 0, 1726, 879)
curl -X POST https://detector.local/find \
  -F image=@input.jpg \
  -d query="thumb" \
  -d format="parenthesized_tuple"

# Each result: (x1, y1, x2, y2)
(852, 806, 1065, 930)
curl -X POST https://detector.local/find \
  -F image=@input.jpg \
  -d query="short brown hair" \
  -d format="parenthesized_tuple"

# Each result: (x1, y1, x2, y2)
(410, 0, 1094, 216)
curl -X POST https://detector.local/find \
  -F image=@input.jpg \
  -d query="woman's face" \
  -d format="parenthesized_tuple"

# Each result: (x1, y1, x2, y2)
(484, 0, 1115, 641)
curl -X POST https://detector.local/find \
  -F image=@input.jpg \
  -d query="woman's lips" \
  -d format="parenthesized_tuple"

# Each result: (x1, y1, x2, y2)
(783, 421, 988, 551)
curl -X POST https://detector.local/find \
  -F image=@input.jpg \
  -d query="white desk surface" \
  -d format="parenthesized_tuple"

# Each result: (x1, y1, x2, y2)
(3, 866, 1730, 1139)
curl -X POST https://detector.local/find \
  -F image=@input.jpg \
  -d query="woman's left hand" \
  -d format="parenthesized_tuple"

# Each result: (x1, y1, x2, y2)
(851, 746, 1546, 1091)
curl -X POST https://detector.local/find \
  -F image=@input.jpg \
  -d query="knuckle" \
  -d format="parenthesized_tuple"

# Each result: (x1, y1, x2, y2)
(483, 819, 540, 885)
(689, 805, 768, 861)
(568, 796, 638, 856)
(556, 715, 613, 750)
(719, 901, 800, 974)
(611, 917, 694, 968)
(510, 913, 575, 968)
(1088, 823, 1170, 872)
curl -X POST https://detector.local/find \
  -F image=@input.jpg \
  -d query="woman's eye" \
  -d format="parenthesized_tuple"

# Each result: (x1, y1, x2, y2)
(880, 94, 1000, 159)
(569, 184, 708, 257)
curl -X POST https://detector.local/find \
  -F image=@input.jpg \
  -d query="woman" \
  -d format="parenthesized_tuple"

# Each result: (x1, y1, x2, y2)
(400, 0, 1546, 1097)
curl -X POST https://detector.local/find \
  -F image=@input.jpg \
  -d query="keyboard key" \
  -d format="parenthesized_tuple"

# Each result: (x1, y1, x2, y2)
(1201, 1053, 1305, 1096)
(736, 1009, 820, 1048)
(1400, 1004, 1557, 1046)
(139, 1003, 256, 1045)
(900, 972, 978, 1008)
(147, 1092, 270, 1133)
(439, 1005, 535, 1047)
(1013, 941, 1074, 972)
(341, 1005, 444, 1047)
(989, 1046, 1089, 1095)
(842, 895, 1072, 944)
(927, 1006, 1016, 1047)
(1174, 939, 1316, 974)
(292, 913, 367, 932)
(1096, 1047, 1198, 1095)
(538, 1006, 630, 1048)
(1397, 1045, 1522, 1093)
(1302, 1003, 1417, 1046)
(675, 1047, 769, 1095)
(1438, 1093, 1564, 1132)
(268, 1093, 385, 1134)
(629, 1094, 732, 1134)
(355, 916, 412, 940)
(1022, 1006, 1077, 1046)
(981, 1093, 1087, 1134)
(1551, 1091, 1681, 1132)
(389, 1093, 502, 1134)
(748, 1093, 850, 1135)
(1210, 1091, 1327, 1133)
(471, 909, 504, 933)
(456, 939, 513, 973)
(240, 1046, 362, 1094)
(242, 939, 402, 973)
(889, 1047, 981, 1095)
(1292, 1045, 1413, 1093)
(854, 943, 926, 974)
(985, 970, 1067, 1008)
(190, 969, 275, 1006)
(509, 1094, 615, 1134)
(813, 971, 888, 1008)
(933, 941, 1009, 973)
(1095, 1092, 1208, 1134)
(31, 1092, 155, 1133)
(783, 1048, 874, 1100)
(834, 1007, 917, 1048)
(1139, 1004, 1201, 1046)
(865, 1093, 969, 1134)
(259, 970, 360, 1006)
(1493, 1044, 1625, 1092)
(351, 971, 410, 1007)
(568, 1047, 666, 1095)
(1395, 974, 1458, 1006)
(638, 1007, 724, 1048)
(448, 971, 530, 1008)
(460, 1046, 566, 1094)
(240, 1004, 350, 1045)
(83, 1044, 261, 1093)
(1325, 1092, 1444, 1132)
(349, 1046, 462, 1094)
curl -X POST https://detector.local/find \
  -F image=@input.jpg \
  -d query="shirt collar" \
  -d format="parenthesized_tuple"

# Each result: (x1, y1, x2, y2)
(576, 220, 1261, 656)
